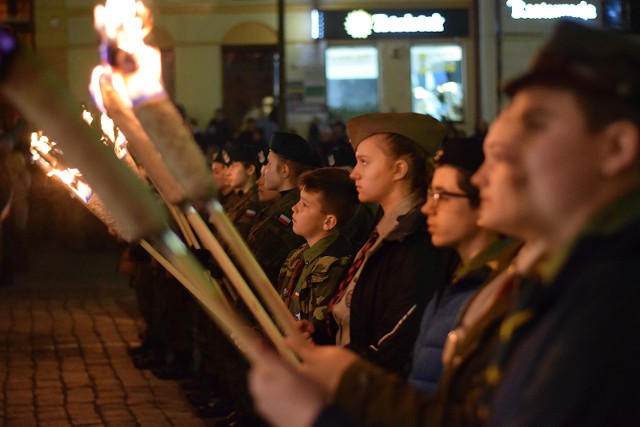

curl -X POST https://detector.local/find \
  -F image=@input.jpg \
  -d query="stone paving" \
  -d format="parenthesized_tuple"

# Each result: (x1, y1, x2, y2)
(0, 248, 213, 426)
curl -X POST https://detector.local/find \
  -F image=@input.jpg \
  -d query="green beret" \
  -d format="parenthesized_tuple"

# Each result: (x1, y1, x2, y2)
(434, 136, 484, 174)
(347, 112, 445, 157)
(504, 20, 640, 108)
(223, 143, 262, 164)
(269, 131, 321, 167)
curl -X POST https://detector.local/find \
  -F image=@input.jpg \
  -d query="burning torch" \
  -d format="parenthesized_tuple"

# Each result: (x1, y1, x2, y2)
(0, 26, 263, 363)
(92, 0, 306, 357)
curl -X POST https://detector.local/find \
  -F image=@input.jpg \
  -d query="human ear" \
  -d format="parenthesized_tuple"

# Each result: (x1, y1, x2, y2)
(323, 214, 337, 231)
(600, 121, 640, 177)
(393, 159, 409, 181)
(280, 162, 291, 179)
(247, 164, 256, 176)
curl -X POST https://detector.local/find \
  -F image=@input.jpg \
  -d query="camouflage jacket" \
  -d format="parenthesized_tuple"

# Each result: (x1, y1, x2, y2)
(246, 188, 305, 286)
(278, 232, 354, 345)
(226, 185, 264, 239)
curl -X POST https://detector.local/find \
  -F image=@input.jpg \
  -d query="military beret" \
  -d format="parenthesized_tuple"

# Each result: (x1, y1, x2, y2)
(504, 20, 640, 108)
(327, 145, 356, 168)
(269, 131, 321, 167)
(434, 135, 484, 174)
(223, 143, 262, 164)
(346, 112, 446, 157)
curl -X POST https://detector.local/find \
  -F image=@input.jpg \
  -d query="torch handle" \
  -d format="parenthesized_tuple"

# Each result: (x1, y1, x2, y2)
(147, 231, 263, 364)
(206, 200, 307, 348)
(184, 206, 299, 364)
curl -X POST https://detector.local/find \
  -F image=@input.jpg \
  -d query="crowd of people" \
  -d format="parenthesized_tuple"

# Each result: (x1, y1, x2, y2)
(123, 21, 640, 427)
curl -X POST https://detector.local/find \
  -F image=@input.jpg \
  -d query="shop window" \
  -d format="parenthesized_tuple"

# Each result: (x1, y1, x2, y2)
(325, 46, 379, 120)
(410, 45, 464, 122)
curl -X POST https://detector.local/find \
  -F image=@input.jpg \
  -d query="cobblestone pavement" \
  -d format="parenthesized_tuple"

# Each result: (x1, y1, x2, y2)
(0, 248, 213, 426)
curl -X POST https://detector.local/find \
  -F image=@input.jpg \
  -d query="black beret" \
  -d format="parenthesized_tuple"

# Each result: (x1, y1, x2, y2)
(327, 145, 356, 168)
(211, 150, 227, 165)
(347, 112, 445, 157)
(434, 136, 484, 174)
(269, 131, 321, 167)
(504, 20, 640, 108)
(223, 143, 262, 164)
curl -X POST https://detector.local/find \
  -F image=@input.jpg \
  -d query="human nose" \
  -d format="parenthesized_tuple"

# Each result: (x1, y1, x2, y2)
(349, 165, 359, 181)
(471, 161, 486, 188)
(422, 195, 437, 216)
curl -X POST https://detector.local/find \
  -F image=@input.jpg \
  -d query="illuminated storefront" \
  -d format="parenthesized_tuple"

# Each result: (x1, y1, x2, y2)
(310, 7, 474, 129)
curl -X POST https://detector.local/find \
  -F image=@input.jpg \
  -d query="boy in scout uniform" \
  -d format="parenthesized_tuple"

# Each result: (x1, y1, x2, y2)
(277, 167, 359, 344)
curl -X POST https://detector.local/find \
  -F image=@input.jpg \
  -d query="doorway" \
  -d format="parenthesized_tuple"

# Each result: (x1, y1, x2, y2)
(222, 45, 278, 131)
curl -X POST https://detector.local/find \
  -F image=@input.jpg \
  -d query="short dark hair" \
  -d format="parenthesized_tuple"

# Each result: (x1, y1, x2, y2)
(274, 153, 316, 180)
(455, 168, 480, 209)
(298, 168, 359, 228)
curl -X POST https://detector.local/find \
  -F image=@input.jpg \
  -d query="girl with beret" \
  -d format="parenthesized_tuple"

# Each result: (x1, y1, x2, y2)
(325, 112, 448, 375)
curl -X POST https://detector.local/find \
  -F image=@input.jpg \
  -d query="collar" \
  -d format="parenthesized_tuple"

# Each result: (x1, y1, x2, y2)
(304, 231, 340, 263)
(376, 192, 422, 239)
(539, 188, 640, 283)
(452, 237, 521, 284)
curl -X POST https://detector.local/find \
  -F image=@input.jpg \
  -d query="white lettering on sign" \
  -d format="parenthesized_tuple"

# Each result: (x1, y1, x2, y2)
(372, 13, 446, 33)
(344, 9, 446, 39)
(507, 0, 598, 20)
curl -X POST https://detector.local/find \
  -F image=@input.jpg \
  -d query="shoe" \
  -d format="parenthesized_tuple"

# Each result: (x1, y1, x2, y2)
(152, 362, 192, 380)
(187, 389, 219, 407)
(132, 349, 164, 370)
(195, 397, 234, 419)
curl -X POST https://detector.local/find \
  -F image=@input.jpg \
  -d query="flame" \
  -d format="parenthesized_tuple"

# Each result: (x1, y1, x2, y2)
(30, 131, 94, 203)
(100, 113, 130, 160)
(93, 0, 164, 104)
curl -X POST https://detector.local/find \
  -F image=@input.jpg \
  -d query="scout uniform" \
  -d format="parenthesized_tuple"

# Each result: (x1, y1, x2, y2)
(278, 231, 354, 344)
(246, 131, 321, 286)
(221, 144, 265, 239)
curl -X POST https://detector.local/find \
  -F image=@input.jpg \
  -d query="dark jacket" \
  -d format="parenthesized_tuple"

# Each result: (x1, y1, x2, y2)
(246, 188, 304, 286)
(490, 194, 640, 427)
(315, 239, 522, 427)
(345, 206, 443, 376)
(226, 185, 263, 239)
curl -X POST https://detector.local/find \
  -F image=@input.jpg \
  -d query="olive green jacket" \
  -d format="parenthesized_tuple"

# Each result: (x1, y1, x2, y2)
(277, 232, 354, 344)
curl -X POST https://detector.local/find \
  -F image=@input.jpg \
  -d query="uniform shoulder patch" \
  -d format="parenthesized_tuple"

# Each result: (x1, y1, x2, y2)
(277, 213, 292, 226)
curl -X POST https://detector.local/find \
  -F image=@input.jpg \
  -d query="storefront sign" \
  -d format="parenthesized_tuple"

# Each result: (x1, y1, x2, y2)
(506, 0, 598, 20)
(312, 8, 468, 40)
(500, 0, 602, 33)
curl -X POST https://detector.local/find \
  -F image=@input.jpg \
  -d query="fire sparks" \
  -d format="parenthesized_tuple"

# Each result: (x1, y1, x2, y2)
(30, 131, 94, 203)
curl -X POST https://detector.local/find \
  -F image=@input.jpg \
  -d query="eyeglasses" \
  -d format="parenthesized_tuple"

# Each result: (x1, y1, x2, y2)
(426, 188, 472, 208)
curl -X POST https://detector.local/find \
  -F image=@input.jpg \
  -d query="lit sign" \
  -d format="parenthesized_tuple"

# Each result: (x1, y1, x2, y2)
(342, 10, 447, 39)
(312, 8, 468, 40)
(506, 0, 598, 20)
